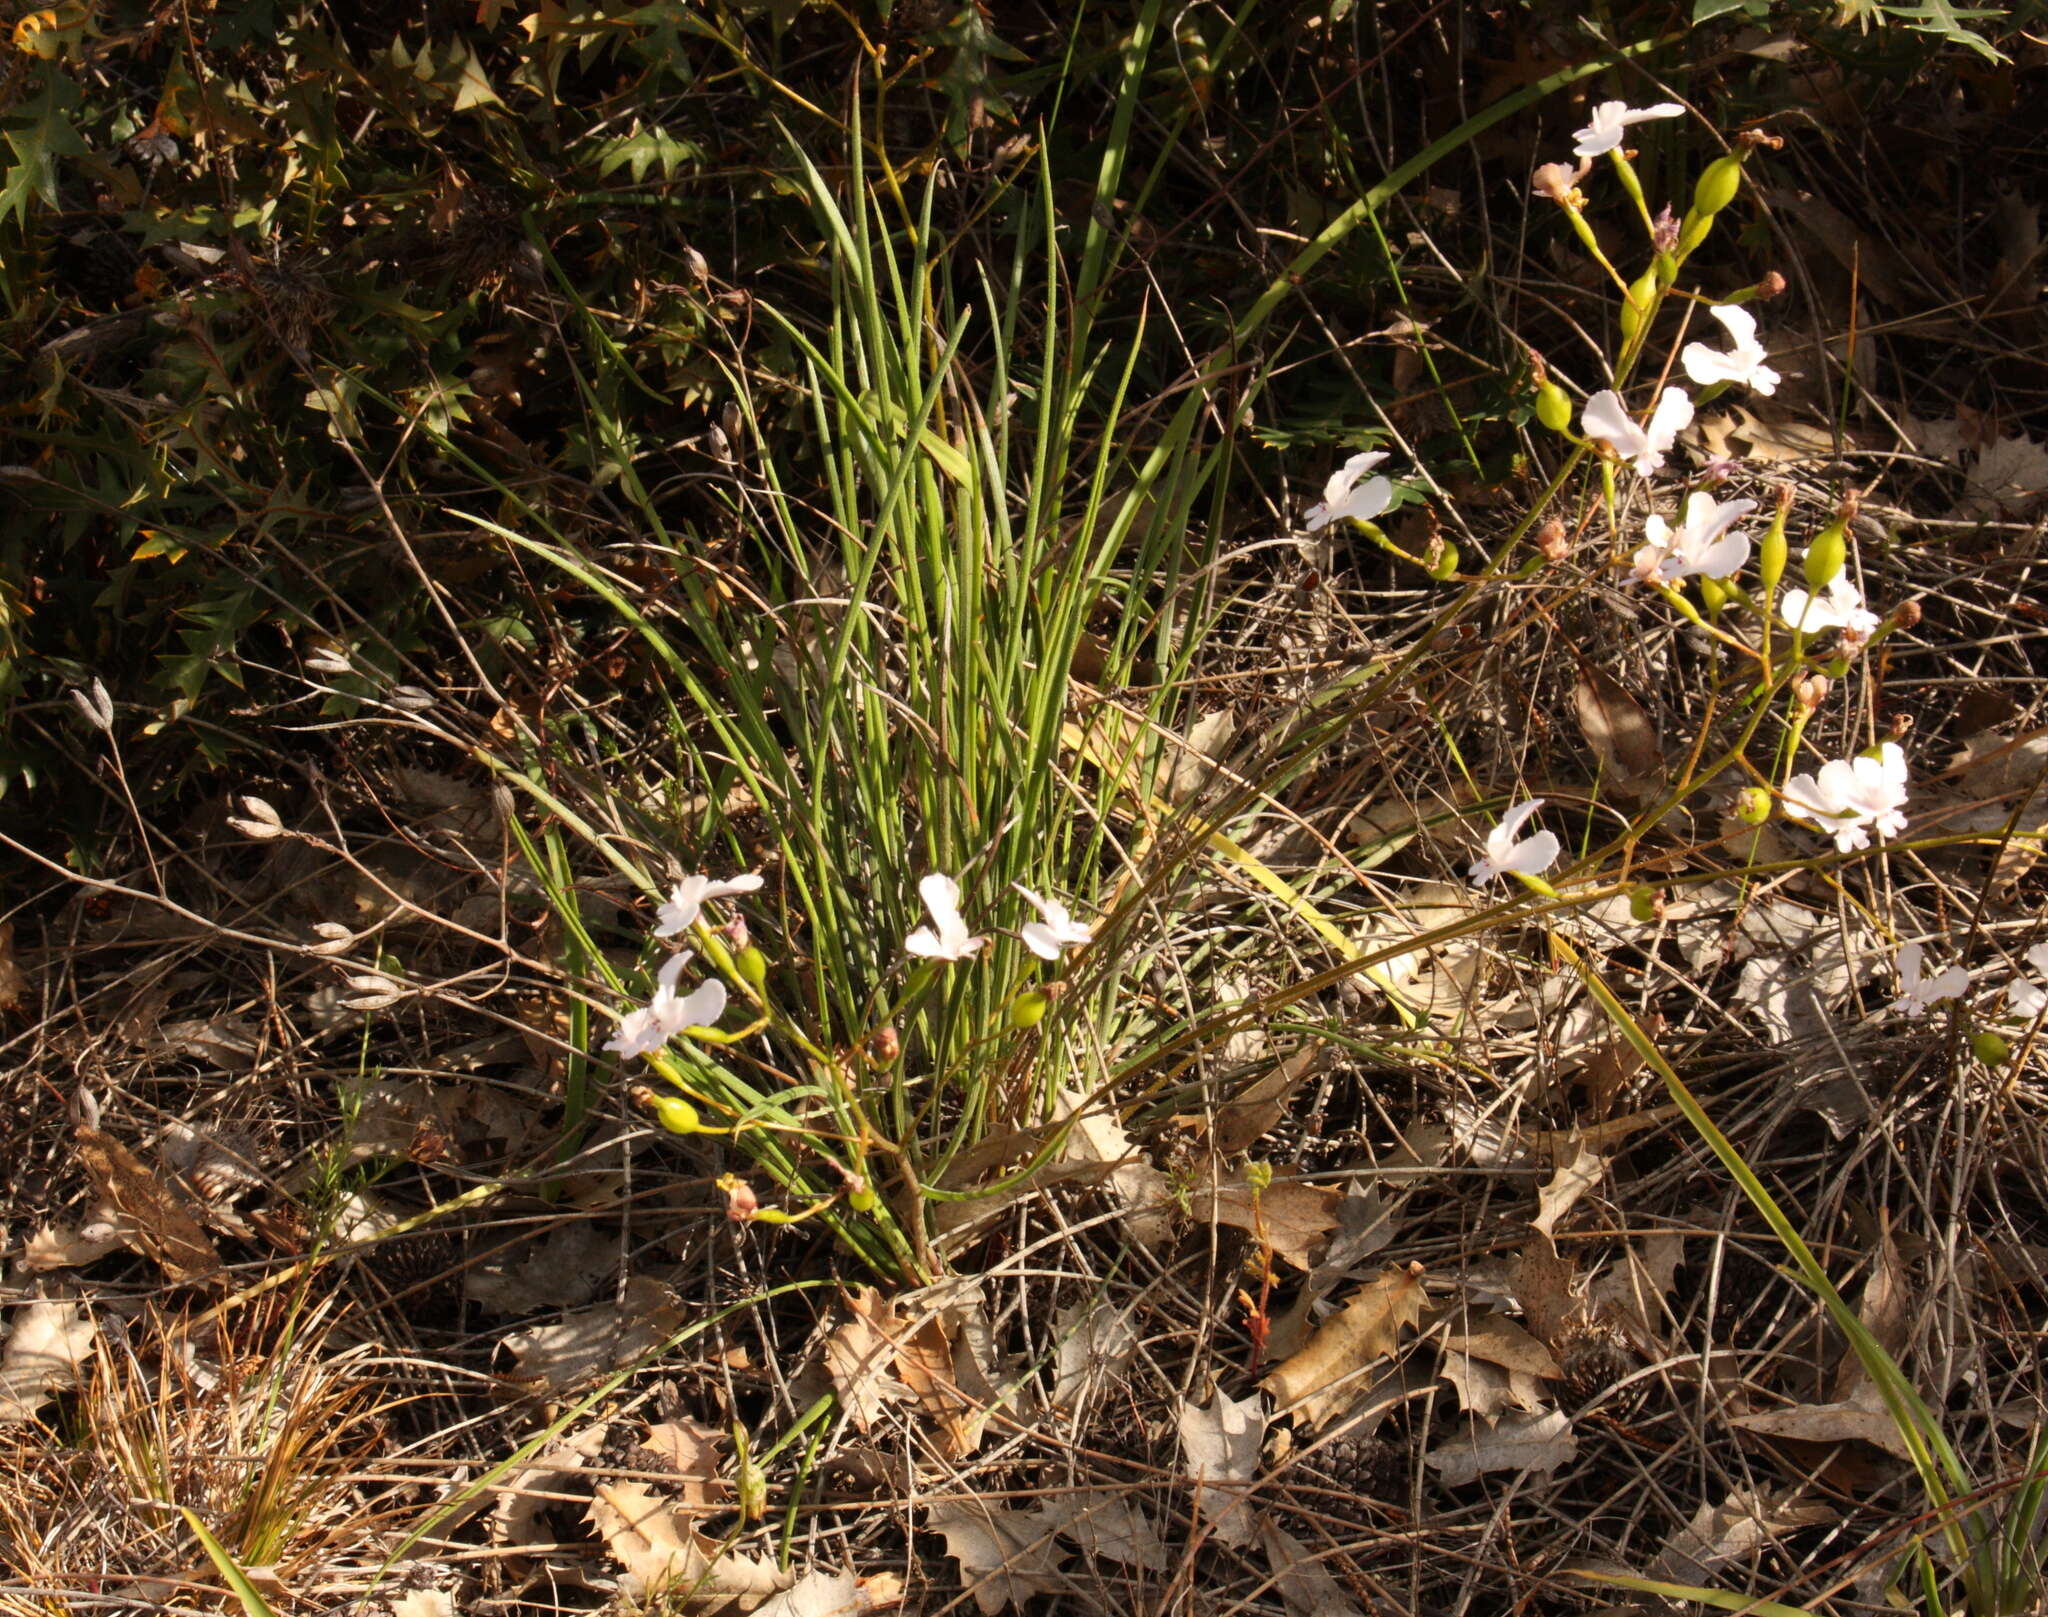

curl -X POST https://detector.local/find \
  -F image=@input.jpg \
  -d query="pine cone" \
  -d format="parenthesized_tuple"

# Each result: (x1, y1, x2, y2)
(1554, 1313, 1643, 1417)
(1301, 1429, 1405, 1496)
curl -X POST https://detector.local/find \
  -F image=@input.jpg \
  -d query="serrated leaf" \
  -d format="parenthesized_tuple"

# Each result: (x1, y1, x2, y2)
(0, 74, 88, 229)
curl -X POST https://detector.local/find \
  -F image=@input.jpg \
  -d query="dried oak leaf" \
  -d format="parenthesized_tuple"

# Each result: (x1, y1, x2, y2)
(1177, 1389, 1265, 1547)
(71, 1093, 222, 1284)
(0, 1298, 98, 1422)
(1263, 1264, 1426, 1428)
(928, 1500, 1066, 1615)
(1191, 1170, 1343, 1270)
(1034, 1490, 1168, 1572)
(755, 1570, 905, 1617)
(822, 1287, 916, 1433)
(1439, 1311, 1561, 1420)
(1259, 1518, 1367, 1617)
(1425, 1407, 1577, 1485)
(1531, 1141, 1605, 1238)
(499, 1275, 682, 1395)
(586, 1481, 790, 1606)
(639, 1418, 729, 1513)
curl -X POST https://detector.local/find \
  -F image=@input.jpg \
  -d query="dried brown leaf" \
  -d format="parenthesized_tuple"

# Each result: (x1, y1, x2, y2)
(1177, 1389, 1264, 1547)
(587, 1481, 791, 1606)
(1258, 1518, 1367, 1617)
(1425, 1407, 1577, 1485)
(1192, 1171, 1343, 1270)
(1263, 1264, 1426, 1428)
(928, 1500, 1065, 1615)
(1573, 664, 1665, 796)
(639, 1419, 728, 1513)
(72, 1098, 222, 1284)
(1034, 1490, 1168, 1572)
(499, 1275, 682, 1395)
(0, 1298, 98, 1422)
(1532, 1142, 1605, 1239)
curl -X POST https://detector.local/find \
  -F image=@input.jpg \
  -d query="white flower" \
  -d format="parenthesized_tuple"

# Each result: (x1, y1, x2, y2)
(1571, 99, 1686, 159)
(1468, 798, 1562, 885)
(1890, 941, 1968, 1018)
(1780, 572, 1881, 644)
(654, 870, 766, 938)
(2004, 943, 2048, 1020)
(1681, 305, 1781, 396)
(1582, 387, 1694, 477)
(605, 952, 729, 1060)
(1632, 491, 1756, 584)
(1781, 741, 1910, 853)
(905, 872, 988, 963)
(1016, 887, 1093, 960)
(1303, 452, 1392, 532)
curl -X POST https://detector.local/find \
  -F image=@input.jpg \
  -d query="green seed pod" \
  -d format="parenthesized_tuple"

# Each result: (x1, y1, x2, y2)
(1971, 1030, 2011, 1068)
(1007, 990, 1050, 1029)
(847, 1183, 879, 1214)
(1757, 504, 1789, 596)
(1425, 539, 1461, 581)
(1699, 574, 1728, 617)
(1534, 380, 1573, 435)
(649, 1093, 704, 1135)
(1675, 209, 1713, 257)
(735, 945, 768, 988)
(1734, 787, 1772, 826)
(1804, 522, 1847, 590)
(1618, 268, 1659, 346)
(1628, 885, 1660, 924)
(1692, 154, 1744, 218)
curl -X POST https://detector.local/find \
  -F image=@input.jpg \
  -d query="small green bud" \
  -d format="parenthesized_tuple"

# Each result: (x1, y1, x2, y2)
(1692, 154, 1744, 218)
(1628, 885, 1660, 924)
(1675, 209, 1713, 256)
(1971, 1030, 2011, 1068)
(1534, 380, 1573, 435)
(1804, 522, 1847, 590)
(1244, 1159, 1275, 1195)
(649, 1094, 704, 1135)
(1007, 990, 1051, 1029)
(1757, 503, 1789, 596)
(1699, 574, 1728, 617)
(735, 945, 767, 988)
(734, 1428, 768, 1521)
(1734, 787, 1772, 825)
(1619, 269, 1659, 346)
(847, 1183, 879, 1214)
(1425, 539, 1461, 581)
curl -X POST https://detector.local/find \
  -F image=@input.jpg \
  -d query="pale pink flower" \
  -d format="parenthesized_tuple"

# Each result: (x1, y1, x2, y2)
(1469, 799, 1561, 885)
(905, 872, 988, 963)
(1572, 99, 1686, 159)
(1303, 452, 1392, 532)
(1681, 304, 1781, 395)
(655, 871, 765, 938)
(1631, 491, 1755, 584)
(1781, 742, 1909, 853)
(1582, 387, 1694, 477)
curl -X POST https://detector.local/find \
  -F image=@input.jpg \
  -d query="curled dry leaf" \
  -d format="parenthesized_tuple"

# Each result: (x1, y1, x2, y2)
(1191, 1170, 1343, 1270)
(1532, 1141, 1606, 1238)
(928, 1500, 1066, 1615)
(21, 1213, 127, 1272)
(1208, 1047, 1325, 1154)
(638, 1418, 729, 1514)
(1425, 1407, 1577, 1486)
(1263, 1264, 1426, 1428)
(823, 1287, 914, 1433)
(0, 1298, 98, 1422)
(499, 1275, 682, 1395)
(489, 1423, 609, 1548)
(1177, 1389, 1265, 1547)
(1728, 1391, 1916, 1462)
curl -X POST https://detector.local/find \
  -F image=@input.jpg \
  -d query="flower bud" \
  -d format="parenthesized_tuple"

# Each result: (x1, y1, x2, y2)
(1008, 990, 1051, 1029)
(1692, 154, 1744, 218)
(1244, 1159, 1275, 1195)
(1971, 1030, 2011, 1068)
(1757, 493, 1789, 595)
(1628, 885, 1661, 924)
(1425, 538, 1461, 581)
(1535, 518, 1570, 563)
(1794, 673, 1831, 711)
(1534, 380, 1573, 434)
(1755, 270, 1787, 299)
(1803, 523, 1847, 590)
(1619, 268, 1659, 346)
(735, 945, 768, 988)
(648, 1093, 704, 1135)
(866, 1025, 900, 1066)
(1733, 787, 1771, 825)
(1890, 597, 1922, 632)
(717, 1174, 760, 1221)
